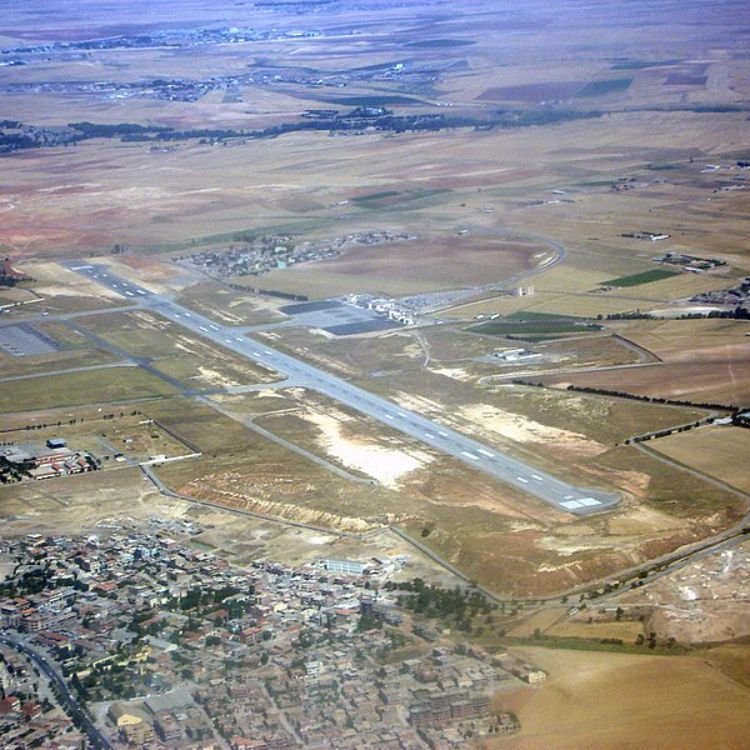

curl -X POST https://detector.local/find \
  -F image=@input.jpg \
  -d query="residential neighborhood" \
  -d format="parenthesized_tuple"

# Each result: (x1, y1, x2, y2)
(0, 520, 530, 749)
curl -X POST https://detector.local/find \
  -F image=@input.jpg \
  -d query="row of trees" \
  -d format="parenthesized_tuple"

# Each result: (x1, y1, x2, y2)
(511, 379, 739, 412)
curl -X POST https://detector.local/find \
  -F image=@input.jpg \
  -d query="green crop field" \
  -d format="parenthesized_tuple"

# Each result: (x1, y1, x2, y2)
(351, 191, 401, 205)
(602, 269, 680, 287)
(468, 319, 602, 337)
(579, 78, 633, 96)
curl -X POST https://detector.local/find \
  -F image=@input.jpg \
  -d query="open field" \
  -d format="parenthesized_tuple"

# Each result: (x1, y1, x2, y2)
(0, 344, 118, 379)
(0, 366, 177, 413)
(650, 426, 750, 493)
(75, 309, 281, 384)
(490, 646, 750, 750)
(175, 281, 287, 326)
(255, 232, 544, 298)
(539, 318, 750, 404)
(141, 396, 424, 533)
(613, 317, 750, 360)
(543, 619, 644, 642)
(543, 359, 750, 406)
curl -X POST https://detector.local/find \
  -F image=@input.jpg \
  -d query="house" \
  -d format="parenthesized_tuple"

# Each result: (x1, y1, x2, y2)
(108, 702, 154, 745)
(0, 695, 21, 714)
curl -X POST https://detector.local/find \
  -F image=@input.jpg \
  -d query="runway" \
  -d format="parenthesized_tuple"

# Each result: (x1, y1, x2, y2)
(65, 262, 619, 516)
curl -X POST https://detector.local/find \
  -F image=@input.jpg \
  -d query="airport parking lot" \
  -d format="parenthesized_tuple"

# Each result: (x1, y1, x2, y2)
(281, 299, 401, 336)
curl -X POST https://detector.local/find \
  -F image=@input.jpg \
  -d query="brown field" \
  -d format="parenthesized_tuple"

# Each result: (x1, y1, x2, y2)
(614, 318, 750, 360)
(538, 317, 750, 404)
(490, 646, 750, 750)
(650, 426, 750, 493)
(544, 359, 750, 406)
(543, 619, 644, 641)
(254, 233, 543, 299)
(478, 81, 586, 102)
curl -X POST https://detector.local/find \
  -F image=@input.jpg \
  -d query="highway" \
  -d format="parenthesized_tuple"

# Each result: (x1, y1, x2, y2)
(65, 262, 619, 516)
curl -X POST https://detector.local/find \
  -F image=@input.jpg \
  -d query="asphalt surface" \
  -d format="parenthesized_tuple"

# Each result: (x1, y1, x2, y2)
(64, 262, 619, 516)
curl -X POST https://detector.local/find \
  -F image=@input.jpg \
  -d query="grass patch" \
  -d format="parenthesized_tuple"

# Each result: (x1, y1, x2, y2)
(468, 320, 602, 337)
(602, 269, 680, 287)
(322, 95, 424, 107)
(0, 348, 119, 379)
(350, 188, 451, 210)
(647, 162, 682, 170)
(506, 310, 583, 321)
(351, 190, 401, 206)
(0, 367, 177, 413)
(579, 79, 632, 96)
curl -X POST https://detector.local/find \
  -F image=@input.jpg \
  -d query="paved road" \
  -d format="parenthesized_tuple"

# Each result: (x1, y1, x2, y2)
(64, 262, 619, 516)
(0, 633, 113, 749)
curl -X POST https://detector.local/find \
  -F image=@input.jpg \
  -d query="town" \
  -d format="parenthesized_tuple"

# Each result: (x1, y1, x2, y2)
(0, 522, 535, 749)
(178, 232, 417, 282)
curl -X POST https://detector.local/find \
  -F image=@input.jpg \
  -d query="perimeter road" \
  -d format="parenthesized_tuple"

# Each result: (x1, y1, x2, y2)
(64, 262, 619, 516)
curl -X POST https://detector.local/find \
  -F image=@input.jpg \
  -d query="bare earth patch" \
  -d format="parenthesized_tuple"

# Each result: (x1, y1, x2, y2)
(301, 404, 434, 489)
(491, 647, 750, 750)
(456, 403, 607, 457)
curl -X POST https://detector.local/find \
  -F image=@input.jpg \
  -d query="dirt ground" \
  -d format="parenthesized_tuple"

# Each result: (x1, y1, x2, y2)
(0, 464, 460, 586)
(489, 646, 750, 750)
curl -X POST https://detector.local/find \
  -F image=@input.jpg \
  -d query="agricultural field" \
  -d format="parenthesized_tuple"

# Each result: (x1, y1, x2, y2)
(650, 426, 750, 494)
(600, 269, 680, 287)
(255, 231, 545, 299)
(490, 646, 750, 750)
(541, 317, 750, 405)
